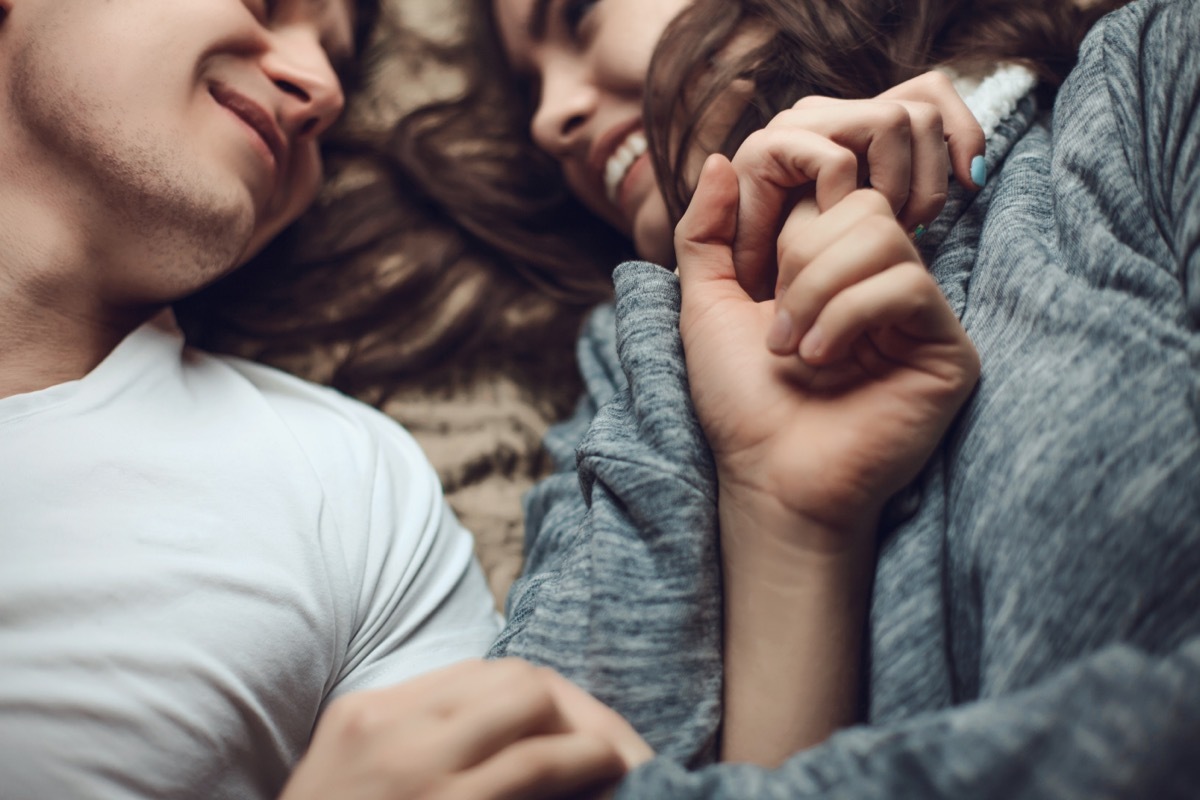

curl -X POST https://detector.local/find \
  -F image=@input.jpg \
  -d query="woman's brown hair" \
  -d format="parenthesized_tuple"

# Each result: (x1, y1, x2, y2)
(646, 0, 1128, 221)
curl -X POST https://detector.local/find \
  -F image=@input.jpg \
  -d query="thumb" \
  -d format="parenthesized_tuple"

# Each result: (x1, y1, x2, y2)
(675, 154, 740, 293)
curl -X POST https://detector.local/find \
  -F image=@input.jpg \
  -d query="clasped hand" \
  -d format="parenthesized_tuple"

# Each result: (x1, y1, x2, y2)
(280, 659, 652, 800)
(676, 73, 983, 541)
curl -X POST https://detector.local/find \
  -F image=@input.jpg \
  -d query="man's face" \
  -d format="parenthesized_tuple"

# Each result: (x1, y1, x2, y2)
(2, 0, 356, 303)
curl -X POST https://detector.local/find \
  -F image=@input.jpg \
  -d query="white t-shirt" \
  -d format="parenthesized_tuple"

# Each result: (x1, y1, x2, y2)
(0, 315, 502, 799)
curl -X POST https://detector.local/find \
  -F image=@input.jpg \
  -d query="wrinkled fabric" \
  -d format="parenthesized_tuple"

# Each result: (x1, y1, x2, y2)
(491, 0, 1200, 796)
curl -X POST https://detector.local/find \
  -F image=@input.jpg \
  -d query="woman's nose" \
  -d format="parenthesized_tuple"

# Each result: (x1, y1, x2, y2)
(530, 65, 599, 156)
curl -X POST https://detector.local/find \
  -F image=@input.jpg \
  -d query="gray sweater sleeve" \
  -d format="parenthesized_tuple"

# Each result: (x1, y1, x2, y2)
(488, 267, 725, 764)
(618, 637, 1200, 799)
(1117, 0, 1200, 325)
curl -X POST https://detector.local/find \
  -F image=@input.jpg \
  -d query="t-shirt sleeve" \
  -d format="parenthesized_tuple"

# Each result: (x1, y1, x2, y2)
(248, 373, 501, 703)
(324, 404, 501, 700)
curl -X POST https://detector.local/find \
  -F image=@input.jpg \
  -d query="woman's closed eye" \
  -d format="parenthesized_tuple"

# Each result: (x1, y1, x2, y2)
(243, 0, 277, 25)
(560, 0, 601, 41)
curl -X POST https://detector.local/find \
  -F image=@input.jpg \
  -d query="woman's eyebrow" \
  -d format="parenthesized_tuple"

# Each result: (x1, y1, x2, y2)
(528, 0, 555, 40)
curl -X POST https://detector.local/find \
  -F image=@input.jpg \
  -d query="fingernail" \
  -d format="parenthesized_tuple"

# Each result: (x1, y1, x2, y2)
(971, 155, 987, 188)
(910, 223, 927, 242)
(767, 309, 793, 352)
(800, 325, 824, 361)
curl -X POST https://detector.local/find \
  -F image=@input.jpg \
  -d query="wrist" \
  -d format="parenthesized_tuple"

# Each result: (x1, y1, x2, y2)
(717, 476, 880, 561)
(717, 482, 879, 608)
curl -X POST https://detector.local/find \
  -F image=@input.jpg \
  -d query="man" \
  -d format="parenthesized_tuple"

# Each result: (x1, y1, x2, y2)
(0, 1, 551, 796)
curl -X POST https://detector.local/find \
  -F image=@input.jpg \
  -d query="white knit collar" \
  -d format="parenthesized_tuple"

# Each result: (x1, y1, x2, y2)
(942, 63, 1038, 141)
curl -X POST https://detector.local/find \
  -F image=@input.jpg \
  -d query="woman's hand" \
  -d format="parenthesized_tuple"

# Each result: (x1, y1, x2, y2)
(677, 156, 980, 540)
(727, 71, 985, 300)
(279, 659, 652, 800)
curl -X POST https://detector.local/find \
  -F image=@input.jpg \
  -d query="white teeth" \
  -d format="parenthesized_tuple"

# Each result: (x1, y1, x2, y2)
(604, 131, 648, 204)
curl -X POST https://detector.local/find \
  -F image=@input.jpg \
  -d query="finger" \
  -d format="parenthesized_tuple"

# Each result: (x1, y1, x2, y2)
(875, 71, 986, 190)
(774, 186, 902, 294)
(767, 98, 949, 240)
(315, 659, 491, 742)
(675, 153, 741, 292)
(771, 195, 916, 355)
(885, 100, 950, 231)
(797, 262, 965, 366)
(543, 671, 655, 769)
(448, 733, 626, 800)
(778, 98, 915, 215)
(436, 666, 568, 770)
(727, 128, 859, 300)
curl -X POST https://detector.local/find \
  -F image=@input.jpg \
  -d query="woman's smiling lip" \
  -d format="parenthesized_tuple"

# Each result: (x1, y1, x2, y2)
(208, 81, 288, 179)
(588, 118, 645, 201)
(615, 150, 652, 216)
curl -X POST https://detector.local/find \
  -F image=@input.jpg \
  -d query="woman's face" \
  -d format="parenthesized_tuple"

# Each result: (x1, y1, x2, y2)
(492, 0, 690, 266)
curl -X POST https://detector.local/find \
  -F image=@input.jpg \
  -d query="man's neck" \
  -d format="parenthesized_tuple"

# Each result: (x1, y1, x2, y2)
(0, 289, 144, 401)
(0, 198, 152, 400)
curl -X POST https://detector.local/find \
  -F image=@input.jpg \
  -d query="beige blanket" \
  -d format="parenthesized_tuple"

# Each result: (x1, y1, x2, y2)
(263, 0, 582, 609)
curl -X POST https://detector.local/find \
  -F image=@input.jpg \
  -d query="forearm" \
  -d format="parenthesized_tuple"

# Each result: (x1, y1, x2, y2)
(718, 484, 876, 766)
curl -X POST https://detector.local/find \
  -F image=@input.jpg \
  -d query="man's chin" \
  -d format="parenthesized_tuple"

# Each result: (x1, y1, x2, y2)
(233, 214, 290, 269)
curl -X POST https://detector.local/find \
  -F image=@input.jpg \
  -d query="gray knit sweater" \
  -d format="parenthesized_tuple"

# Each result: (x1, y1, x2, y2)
(491, 0, 1200, 796)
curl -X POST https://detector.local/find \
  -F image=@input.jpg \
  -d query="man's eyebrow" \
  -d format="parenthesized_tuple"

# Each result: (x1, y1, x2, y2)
(315, 0, 358, 77)
(306, 0, 354, 53)
(528, 0, 554, 41)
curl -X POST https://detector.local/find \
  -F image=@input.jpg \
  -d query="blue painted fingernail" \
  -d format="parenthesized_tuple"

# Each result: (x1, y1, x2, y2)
(910, 224, 927, 242)
(971, 155, 987, 188)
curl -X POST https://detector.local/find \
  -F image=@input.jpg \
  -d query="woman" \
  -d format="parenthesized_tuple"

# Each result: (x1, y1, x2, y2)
(388, 0, 1200, 796)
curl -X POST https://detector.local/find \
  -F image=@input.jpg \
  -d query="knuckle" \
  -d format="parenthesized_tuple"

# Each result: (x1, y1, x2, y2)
(791, 93, 831, 110)
(896, 261, 935, 293)
(493, 657, 540, 685)
(915, 69, 955, 96)
(322, 694, 382, 741)
(907, 101, 944, 136)
(878, 101, 911, 131)
(741, 128, 771, 154)
(825, 143, 858, 173)
(522, 691, 559, 729)
(765, 107, 799, 129)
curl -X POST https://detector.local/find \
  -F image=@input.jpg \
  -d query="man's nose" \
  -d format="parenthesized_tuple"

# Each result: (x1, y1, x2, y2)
(262, 28, 346, 141)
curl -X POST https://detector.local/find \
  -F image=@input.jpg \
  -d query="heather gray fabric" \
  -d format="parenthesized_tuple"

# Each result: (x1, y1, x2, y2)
(490, 0, 1200, 796)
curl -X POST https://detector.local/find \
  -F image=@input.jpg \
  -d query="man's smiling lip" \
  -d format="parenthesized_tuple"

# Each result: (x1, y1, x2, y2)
(208, 82, 287, 177)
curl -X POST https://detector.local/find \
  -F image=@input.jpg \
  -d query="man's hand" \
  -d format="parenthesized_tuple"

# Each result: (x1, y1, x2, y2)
(279, 659, 653, 800)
